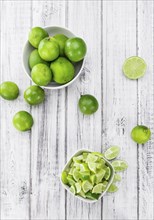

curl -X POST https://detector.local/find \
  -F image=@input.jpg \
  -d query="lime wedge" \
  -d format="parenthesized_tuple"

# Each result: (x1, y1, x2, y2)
(102, 181, 108, 191)
(75, 182, 81, 193)
(92, 152, 104, 158)
(73, 169, 80, 181)
(86, 153, 98, 163)
(113, 173, 121, 182)
(107, 184, 118, 193)
(78, 189, 86, 198)
(70, 185, 76, 194)
(104, 167, 111, 180)
(79, 171, 90, 180)
(104, 146, 120, 160)
(73, 155, 83, 163)
(96, 158, 105, 169)
(69, 167, 75, 175)
(82, 180, 93, 193)
(85, 192, 100, 200)
(61, 171, 68, 184)
(88, 162, 97, 173)
(92, 183, 104, 194)
(122, 56, 147, 79)
(112, 160, 128, 172)
(82, 152, 88, 161)
(67, 175, 76, 186)
(80, 163, 90, 172)
(74, 162, 80, 170)
(96, 169, 106, 184)
(90, 174, 96, 185)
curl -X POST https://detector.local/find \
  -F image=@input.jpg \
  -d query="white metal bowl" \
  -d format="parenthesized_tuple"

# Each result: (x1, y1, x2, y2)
(60, 149, 115, 203)
(22, 26, 85, 90)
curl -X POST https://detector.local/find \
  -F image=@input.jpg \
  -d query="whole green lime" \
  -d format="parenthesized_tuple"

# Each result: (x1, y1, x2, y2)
(64, 37, 87, 62)
(13, 111, 33, 131)
(38, 37, 59, 61)
(131, 125, 151, 144)
(0, 81, 19, 100)
(78, 94, 99, 115)
(28, 27, 48, 48)
(50, 57, 75, 84)
(52, 34, 68, 56)
(24, 85, 45, 105)
(29, 49, 49, 69)
(31, 63, 52, 86)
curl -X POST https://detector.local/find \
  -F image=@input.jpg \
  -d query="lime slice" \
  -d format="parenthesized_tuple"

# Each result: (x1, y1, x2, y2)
(70, 185, 76, 194)
(101, 181, 108, 191)
(88, 162, 97, 173)
(122, 56, 147, 80)
(112, 160, 128, 172)
(73, 155, 83, 163)
(75, 182, 81, 193)
(74, 162, 80, 170)
(90, 174, 96, 185)
(61, 171, 68, 184)
(104, 167, 111, 180)
(113, 173, 121, 182)
(82, 152, 88, 161)
(92, 183, 104, 194)
(67, 175, 76, 186)
(96, 169, 106, 184)
(82, 180, 93, 193)
(86, 153, 98, 163)
(92, 152, 104, 158)
(85, 192, 100, 200)
(69, 167, 75, 175)
(79, 171, 90, 180)
(73, 169, 80, 181)
(96, 158, 105, 169)
(78, 189, 86, 198)
(104, 146, 120, 160)
(107, 184, 118, 193)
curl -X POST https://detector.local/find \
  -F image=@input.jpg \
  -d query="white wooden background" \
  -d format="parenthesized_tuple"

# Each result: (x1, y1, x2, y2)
(0, 0, 154, 219)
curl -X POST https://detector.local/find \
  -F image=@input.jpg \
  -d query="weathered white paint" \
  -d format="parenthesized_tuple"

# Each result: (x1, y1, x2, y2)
(0, 1, 154, 220)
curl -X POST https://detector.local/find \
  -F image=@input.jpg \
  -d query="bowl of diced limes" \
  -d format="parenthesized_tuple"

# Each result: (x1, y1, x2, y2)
(61, 149, 115, 203)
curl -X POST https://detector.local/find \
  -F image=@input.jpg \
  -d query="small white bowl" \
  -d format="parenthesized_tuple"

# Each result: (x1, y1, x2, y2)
(60, 149, 115, 203)
(22, 26, 85, 90)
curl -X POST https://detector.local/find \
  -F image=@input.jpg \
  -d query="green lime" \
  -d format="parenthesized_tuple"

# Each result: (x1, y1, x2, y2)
(122, 56, 147, 79)
(75, 182, 81, 193)
(90, 174, 96, 185)
(113, 174, 121, 183)
(131, 125, 151, 144)
(101, 181, 108, 191)
(92, 152, 104, 158)
(73, 169, 80, 181)
(78, 190, 86, 198)
(79, 171, 90, 181)
(104, 146, 120, 160)
(73, 155, 83, 163)
(50, 57, 75, 84)
(112, 160, 128, 172)
(92, 183, 104, 194)
(61, 171, 68, 184)
(107, 184, 118, 193)
(68, 167, 75, 175)
(52, 34, 68, 56)
(0, 81, 19, 100)
(28, 27, 49, 48)
(13, 111, 33, 131)
(87, 162, 97, 173)
(70, 185, 76, 194)
(82, 180, 93, 193)
(29, 49, 49, 69)
(86, 153, 98, 163)
(67, 175, 76, 186)
(85, 192, 100, 200)
(24, 85, 45, 105)
(95, 169, 106, 184)
(78, 94, 99, 115)
(104, 167, 111, 180)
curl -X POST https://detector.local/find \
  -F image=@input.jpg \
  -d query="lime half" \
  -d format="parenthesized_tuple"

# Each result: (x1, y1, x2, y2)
(104, 167, 111, 180)
(61, 171, 68, 184)
(85, 192, 100, 200)
(104, 146, 120, 160)
(122, 56, 147, 79)
(112, 160, 128, 172)
(70, 185, 76, 194)
(75, 182, 81, 193)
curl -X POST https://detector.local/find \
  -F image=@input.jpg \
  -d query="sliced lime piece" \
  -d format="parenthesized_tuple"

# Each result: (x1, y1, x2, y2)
(82, 180, 93, 193)
(69, 167, 75, 175)
(70, 162, 75, 167)
(90, 174, 96, 185)
(82, 152, 88, 161)
(104, 167, 111, 180)
(78, 189, 86, 198)
(67, 175, 76, 186)
(75, 182, 81, 193)
(61, 171, 68, 184)
(102, 181, 108, 191)
(73, 169, 80, 181)
(96, 158, 105, 169)
(70, 185, 76, 194)
(112, 160, 128, 172)
(86, 153, 98, 163)
(113, 173, 121, 182)
(92, 152, 104, 158)
(79, 171, 90, 180)
(107, 184, 118, 193)
(85, 192, 100, 200)
(80, 163, 89, 172)
(92, 183, 104, 194)
(74, 162, 80, 170)
(73, 155, 83, 163)
(122, 56, 147, 80)
(88, 162, 97, 173)
(96, 169, 106, 184)
(104, 146, 120, 160)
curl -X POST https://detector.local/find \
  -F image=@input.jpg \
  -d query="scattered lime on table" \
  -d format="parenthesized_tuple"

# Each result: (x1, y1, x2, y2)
(122, 56, 147, 79)
(50, 57, 75, 84)
(0, 81, 19, 100)
(31, 63, 52, 86)
(64, 37, 87, 62)
(13, 111, 33, 131)
(104, 146, 120, 160)
(113, 174, 121, 183)
(107, 184, 118, 193)
(28, 27, 48, 48)
(78, 94, 99, 115)
(131, 125, 151, 144)
(112, 160, 128, 172)
(52, 34, 68, 56)
(24, 85, 45, 105)
(29, 49, 49, 69)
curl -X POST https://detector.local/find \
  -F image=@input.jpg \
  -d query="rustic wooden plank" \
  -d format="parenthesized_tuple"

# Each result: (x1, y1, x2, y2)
(102, 1, 138, 219)
(30, 1, 66, 219)
(137, 1, 154, 220)
(0, 1, 31, 219)
(66, 1, 102, 219)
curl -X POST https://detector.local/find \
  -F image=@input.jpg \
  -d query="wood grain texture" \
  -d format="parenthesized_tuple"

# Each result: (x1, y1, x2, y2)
(0, 1, 154, 220)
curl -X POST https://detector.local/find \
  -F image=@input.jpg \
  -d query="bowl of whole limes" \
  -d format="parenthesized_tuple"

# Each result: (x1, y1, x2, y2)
(23, 26, 87, 89)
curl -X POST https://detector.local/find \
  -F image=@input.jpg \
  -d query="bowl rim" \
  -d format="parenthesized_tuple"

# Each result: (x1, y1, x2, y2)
(60, 148, 115, 203)
(22, 25, 85, 90)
